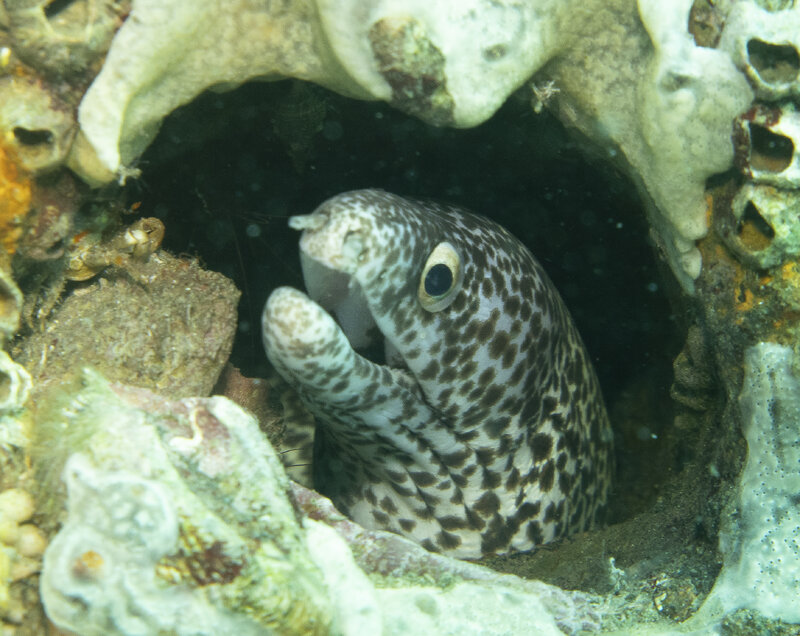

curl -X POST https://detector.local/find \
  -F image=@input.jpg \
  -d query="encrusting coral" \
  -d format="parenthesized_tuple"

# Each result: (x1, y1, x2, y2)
(0, 488, 46, 625)
(59, 0, 759, 291)
(0, 144, 31, 256)
(0, 0, 784, 291)
(37, 371, 335, 635)
(37, 370, 602, 636)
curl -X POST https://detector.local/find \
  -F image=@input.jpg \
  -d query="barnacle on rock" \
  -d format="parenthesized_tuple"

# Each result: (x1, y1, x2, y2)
(4, 0, 128, 78)
(0, 77, 76, 174)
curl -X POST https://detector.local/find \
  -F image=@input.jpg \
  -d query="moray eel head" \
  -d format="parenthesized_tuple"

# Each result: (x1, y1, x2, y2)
(263, 189, 613, 558)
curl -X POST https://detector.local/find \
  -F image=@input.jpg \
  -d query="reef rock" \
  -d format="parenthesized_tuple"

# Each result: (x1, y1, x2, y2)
(543, 0, 754, 289)
(38, 370, 602, 636)
(14, 250, 239, 399)
(60, 0, 772, 293)
(691, 343, 800, 627)
(69, 0, 580, 183)
(9, 0, 791, 292)
(67, 0, 366, 185)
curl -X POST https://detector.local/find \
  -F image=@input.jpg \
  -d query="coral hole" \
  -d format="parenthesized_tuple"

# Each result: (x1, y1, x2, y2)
(737, 200, 775, 252)
(746, 39, 800, 84)
(0, 283, 15, 321)
(44, 0, 79, 19)
(0, 371, 9, 403)
(12, 127, 53, 146)
(748, 123, 794, 173)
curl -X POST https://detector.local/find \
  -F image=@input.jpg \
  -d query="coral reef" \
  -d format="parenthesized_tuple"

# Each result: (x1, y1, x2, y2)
(67, 0, 363, 185)
(0, 0, 800, 633)
(3, 0, 128, 78)
(720, 1, 800, 101)
(0, 76, 77, 175)
(544, 0, 753, 289)
(67, 0, 576, 182)
(293, 481, 603, 636)
(52, 0, 763, 293)
(38, 370, 603, 636)
(315, 0, 570, 127)
(0, 0, 785, 293)
(38, 371, 335, 635)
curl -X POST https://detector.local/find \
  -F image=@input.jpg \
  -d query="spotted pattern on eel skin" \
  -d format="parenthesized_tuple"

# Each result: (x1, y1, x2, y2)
(262, 189, 613, 559)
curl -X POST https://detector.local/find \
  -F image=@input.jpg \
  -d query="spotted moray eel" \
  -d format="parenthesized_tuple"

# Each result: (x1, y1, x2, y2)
(262, 189, 613, 558)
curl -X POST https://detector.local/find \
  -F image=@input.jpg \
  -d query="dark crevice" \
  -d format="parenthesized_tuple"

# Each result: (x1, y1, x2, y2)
(44, 238, 66, 258)
(737, 200, 775, 252)
(749, 123, 794, 173)
(134, 80, 676, 406)
(44, 0, 78, 19)
(13, 127, 54, 146)
(747, 38, 800, 84)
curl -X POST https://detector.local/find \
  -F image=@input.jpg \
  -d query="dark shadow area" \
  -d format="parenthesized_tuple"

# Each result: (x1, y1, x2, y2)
(129, 80, 687, 545)
(135, 80, 676, 408)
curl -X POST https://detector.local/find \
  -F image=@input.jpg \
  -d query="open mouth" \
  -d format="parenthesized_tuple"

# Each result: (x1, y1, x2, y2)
(298, 251, 394, 367)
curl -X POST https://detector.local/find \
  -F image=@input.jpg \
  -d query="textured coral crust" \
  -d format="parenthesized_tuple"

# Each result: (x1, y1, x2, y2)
(0, 144, 31, 255)
(699, 343, 800, 625)
(156, 526, 245, 587)
(368, 16, 455, 127)
(263, 189, 613, 559)
(14, 251, 240, 399)
(39, 376, 336, 635)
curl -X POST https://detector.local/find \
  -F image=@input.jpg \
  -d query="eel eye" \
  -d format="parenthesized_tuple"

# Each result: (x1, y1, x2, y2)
(418, 241, 463, 312)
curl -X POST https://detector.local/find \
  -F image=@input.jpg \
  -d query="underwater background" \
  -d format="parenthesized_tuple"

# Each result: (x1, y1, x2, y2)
(2, 1, 800, 633)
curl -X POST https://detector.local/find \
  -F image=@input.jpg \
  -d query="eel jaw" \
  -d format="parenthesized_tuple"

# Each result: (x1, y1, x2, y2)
(288, 210, 380, 352)
(287, 210, 406, 367)
(298, 251, 379, 351)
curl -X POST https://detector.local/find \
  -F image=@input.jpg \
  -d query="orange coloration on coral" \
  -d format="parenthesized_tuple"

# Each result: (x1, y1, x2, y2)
(71, 229, 90, 244)
(735, 287, 755, 312)
(72, 550, 104, 579)
(0, 143, 32, 254)
(779, 261, 800, 285)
